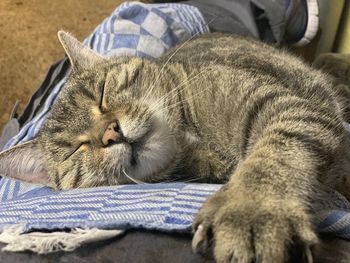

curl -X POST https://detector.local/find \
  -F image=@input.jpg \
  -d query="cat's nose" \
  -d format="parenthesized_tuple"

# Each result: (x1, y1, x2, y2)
(102, 122, 123, 146)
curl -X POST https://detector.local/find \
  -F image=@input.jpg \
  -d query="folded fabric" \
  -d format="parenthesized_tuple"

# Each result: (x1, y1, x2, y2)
(0, 180, 350, 237)
(1, 2, 350, 254)
(0, 182, 221, 232)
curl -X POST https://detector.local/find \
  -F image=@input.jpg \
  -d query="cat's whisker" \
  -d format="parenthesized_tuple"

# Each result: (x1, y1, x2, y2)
(151, 83, 211, 115)
(162, 176, 201, 184)
(148, 59, 219, 115)
(122, 169, 146, 184)
(154, 70, 206, 105)
(182, 177, 202, 183)
(117, 167, 123, 185)
(143, 16, 218, 103)
(98, 165, 108, 185)
(148, 70, 207, 114)
(111, 165, 118, 185)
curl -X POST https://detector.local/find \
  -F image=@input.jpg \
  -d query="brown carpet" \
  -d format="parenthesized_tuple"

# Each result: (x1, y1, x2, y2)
(0, 0, 128, 133)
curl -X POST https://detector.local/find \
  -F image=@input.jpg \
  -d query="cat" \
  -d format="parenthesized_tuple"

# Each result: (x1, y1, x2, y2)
(1, 31, 350, 263)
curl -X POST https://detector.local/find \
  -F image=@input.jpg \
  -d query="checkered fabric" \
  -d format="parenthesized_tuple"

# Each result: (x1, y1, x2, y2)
(1, 1, 350, 239)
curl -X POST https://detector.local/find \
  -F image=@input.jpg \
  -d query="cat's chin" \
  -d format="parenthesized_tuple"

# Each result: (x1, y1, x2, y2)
(124, 134, 178, 183)
(127, 150, 176, 183)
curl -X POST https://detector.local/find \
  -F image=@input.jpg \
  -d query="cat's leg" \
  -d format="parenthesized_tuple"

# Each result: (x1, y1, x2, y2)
(191, 133, 337, 263)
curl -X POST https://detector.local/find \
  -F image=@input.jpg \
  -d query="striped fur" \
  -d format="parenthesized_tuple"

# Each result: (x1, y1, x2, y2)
(3, 32, 350, 262)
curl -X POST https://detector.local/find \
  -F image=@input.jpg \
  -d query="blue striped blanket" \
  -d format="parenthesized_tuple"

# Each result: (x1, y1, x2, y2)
(1, 1, 350, 241)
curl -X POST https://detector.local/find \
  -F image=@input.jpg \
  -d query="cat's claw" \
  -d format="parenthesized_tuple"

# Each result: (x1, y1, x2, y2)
(305, 245, 313, 263)
(192, 224, 214, 258)
(192, 224, 206, 253)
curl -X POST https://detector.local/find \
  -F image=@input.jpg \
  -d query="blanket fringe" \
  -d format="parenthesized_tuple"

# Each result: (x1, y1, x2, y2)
(0, 224, 124, 254)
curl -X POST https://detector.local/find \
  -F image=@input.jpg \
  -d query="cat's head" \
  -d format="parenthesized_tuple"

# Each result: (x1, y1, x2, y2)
(0, 31, 179, 189)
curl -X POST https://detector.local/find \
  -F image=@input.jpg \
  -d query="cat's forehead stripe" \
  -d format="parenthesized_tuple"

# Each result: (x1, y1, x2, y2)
(91, 105, 102, 118)
(78, 134, 90, 142)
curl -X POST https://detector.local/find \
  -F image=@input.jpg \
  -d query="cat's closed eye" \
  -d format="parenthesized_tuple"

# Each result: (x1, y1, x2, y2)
(64, 141, 90, 161)
(99, 81, 106, 111)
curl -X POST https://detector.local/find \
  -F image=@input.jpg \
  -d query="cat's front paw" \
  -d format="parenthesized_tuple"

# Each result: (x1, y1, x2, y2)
(192, 186, 318, 263)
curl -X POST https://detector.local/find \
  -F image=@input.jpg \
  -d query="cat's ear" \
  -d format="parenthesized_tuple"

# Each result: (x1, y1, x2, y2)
(58, 30, 105, 71)
(0, 140, 49, 185)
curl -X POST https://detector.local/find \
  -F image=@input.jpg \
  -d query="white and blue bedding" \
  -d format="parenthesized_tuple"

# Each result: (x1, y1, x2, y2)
(1, 1, 350, 239)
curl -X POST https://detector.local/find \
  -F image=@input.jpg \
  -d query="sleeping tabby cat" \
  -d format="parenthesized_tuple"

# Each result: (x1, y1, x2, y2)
(1, 31, 350, 263)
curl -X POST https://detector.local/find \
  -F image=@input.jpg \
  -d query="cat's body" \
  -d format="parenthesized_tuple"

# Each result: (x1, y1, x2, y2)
(1, 32, 350, 262)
